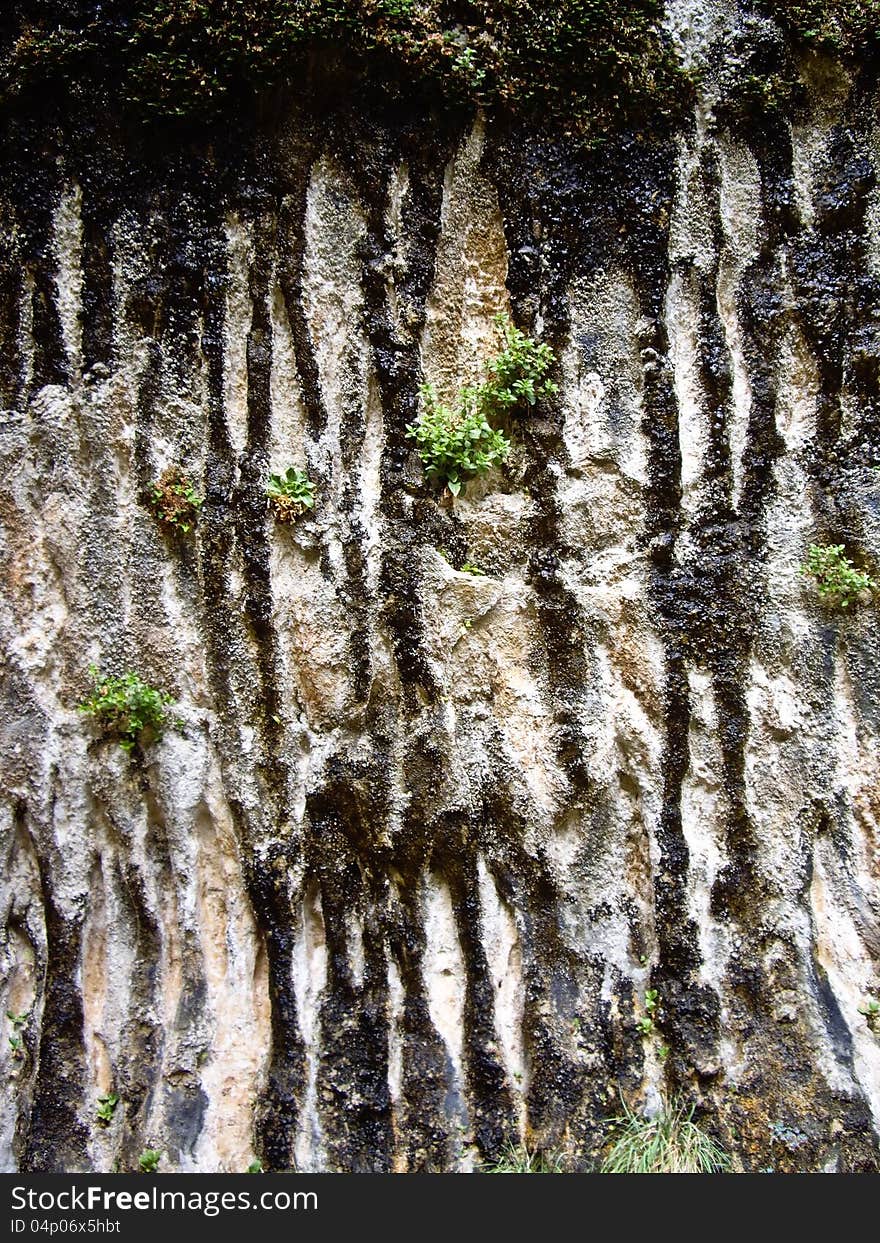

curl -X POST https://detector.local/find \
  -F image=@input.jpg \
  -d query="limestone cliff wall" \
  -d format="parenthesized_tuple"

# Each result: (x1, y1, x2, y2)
(1, 3, 880, 1172)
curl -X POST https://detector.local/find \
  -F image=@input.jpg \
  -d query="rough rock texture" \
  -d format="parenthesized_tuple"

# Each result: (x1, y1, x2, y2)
(1, 4, 880, 1173)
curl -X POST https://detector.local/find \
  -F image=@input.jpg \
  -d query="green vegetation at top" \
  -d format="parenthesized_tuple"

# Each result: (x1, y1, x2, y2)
(407, 313, 556, 496)
(1, 2, 688, 135)
(765, 1, 880, 57)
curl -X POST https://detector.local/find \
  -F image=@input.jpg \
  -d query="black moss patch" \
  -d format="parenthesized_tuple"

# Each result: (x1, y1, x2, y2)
(248, 850, 306, 1172)
(305, 779, 394, 1172)
(22, 857, 90, 1171)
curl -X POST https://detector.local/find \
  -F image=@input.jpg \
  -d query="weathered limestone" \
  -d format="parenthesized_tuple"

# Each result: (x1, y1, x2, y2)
(1, 3, 879, 1174)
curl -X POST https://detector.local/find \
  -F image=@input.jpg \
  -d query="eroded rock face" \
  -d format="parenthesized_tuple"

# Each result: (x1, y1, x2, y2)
(1, 6, 879, 1173)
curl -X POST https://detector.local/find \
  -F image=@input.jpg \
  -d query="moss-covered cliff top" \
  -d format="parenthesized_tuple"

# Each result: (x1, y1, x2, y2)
(1, 1, 687, 135)
(765, 0, 880, 58)
(2, 3, 878, 141)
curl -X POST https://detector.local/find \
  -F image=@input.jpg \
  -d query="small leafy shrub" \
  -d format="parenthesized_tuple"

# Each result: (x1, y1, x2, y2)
(247, 1160, 263, 1174)
(859, 998, 880, 1033)
(767, 1, 880, 58)
(481, 315, 558, 418)
(266, 466, 316, 522)
(7, 1010, 27, 1061)
(78, 666, 180, 752)
(148, 465, 203, 533)
(437, 548, 487, 575)
(138, 1149, 162, 1174)
(483, 1142, 564, 1173)
(601, 1098, 729, 1174)
(406, 314, 557, 496)
(801, 543, 876, 609)
(407, 385, 511, 496)
(96, 1093, 119, 1125)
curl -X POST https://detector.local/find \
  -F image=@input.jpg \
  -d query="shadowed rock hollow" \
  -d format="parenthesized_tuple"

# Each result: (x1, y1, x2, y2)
(1, 1, 879, 1172)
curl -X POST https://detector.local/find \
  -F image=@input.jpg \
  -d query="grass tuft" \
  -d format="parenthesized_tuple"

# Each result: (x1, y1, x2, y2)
(601, 1097, 729, 1174)
(483, 1142, 564, 1173)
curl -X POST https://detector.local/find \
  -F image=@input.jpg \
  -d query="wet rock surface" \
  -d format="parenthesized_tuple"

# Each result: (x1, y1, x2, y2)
(1, 4, 879, 1172)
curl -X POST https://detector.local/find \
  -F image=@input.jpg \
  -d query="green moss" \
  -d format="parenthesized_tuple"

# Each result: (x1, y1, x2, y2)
(1, 2, 689, 135)
(765, 1, 880, 58)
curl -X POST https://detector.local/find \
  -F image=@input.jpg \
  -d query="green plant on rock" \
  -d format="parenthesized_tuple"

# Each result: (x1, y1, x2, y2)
(601, 1097, 729, 1174)
(138, 1149, 162, 1174)
(481, 315, 558, 417)
(859, 998, 880, 1034)
(801, 543, 876, 610)
(483, 1142, 564, 1173)
(407, 384, 511, 497)
(406, 314, 557, 496)
(96, 1093, 119, 1126)
(78, 665, 180, 752)
(266, 466, 316, 522)
(7, 1010, 27, 1062)
(247, 1160, 263, 1173)
(769, 1120, 809, 1153)
(636, 988, 659, 1037)
(148, 465, 203, 534)
(460, 561, 486, 576)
